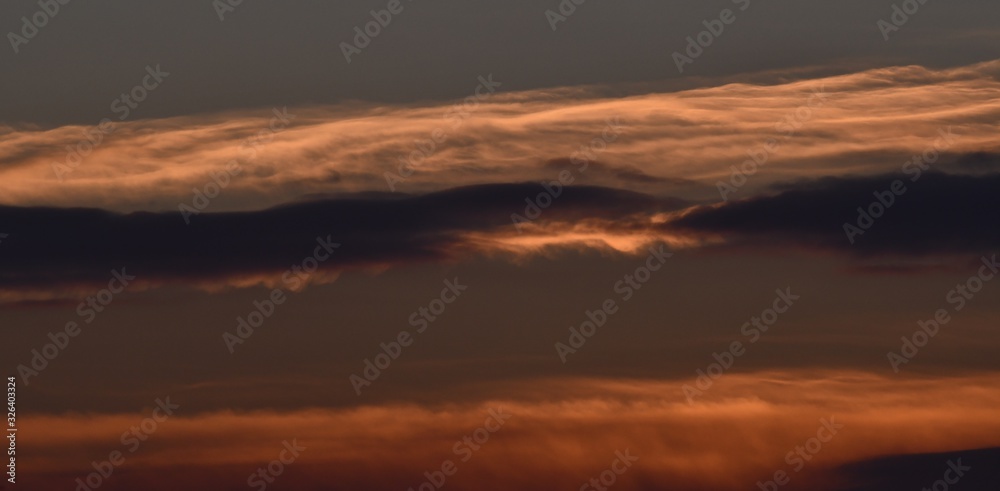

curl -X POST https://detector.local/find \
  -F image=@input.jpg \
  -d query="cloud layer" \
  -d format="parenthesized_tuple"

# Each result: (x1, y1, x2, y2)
(0, 183, 685, 300)
(3, 167, 1000, 302)
(1, 61, 998, 212)
(670, 171, 1000, 257)
(18, 371, 1000, 491)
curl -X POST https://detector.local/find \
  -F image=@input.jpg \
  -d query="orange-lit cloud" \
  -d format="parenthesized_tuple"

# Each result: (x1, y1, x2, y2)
(1, 61, 998, 212)
(17, 370, 1000, 490)
(3, 168, 1000, 302)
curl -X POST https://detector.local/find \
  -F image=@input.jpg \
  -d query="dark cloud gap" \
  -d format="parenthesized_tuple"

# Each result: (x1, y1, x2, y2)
(0, 183, 683, 291)
(830, 446, 1000, 491)
(951, 151, 1000, 173)
(3, 172, 998, 293)
(671, 172, 1000, 256)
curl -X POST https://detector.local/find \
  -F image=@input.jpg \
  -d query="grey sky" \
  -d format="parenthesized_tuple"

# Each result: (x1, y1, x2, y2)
(2, 0, 998, 125)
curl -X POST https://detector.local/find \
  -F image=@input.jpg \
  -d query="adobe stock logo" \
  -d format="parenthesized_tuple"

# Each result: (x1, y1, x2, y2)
(887, 254, 998, 372)
(922, 459, 972, 491)
(16, 269, 136, 385)
(339, 0, 412, 63)
(223, 236, 339, 354)
(6, 0, 74, 54)
(406, 408, 511, 491)
(716, 87, 828, 202)
(511, 118, 624, 232)
(877, 0, 934, 41)
(180, 107, 295, 223)
(53, 65, 170, 181)
(682, 287, 799, 403)
(671, 0, 751, 73)
(555, 244, 672, 363)
(74, 397, 179, 491)
(384, 76, 501, 191)
(579, 450, 639, 490)
(544, 0, 593, 31)
(350, 278, 469, 395)
(757, 417, 844, 490)
(247, 440, 306, 490)
(213, 0, 249, 21)
(843, 127, 957, 244)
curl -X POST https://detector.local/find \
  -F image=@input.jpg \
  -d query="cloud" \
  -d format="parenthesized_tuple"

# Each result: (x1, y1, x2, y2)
(16, 371, 1000, 491)
(0, 183, 688, 301)
(0, 61, 998, 212)
(4, 170, 1000, 300)
(832, 446, 1000, 491)
(949, 151, 1000, 173)
(542, 157, 709, 187)
(669, 172, 1000, 258)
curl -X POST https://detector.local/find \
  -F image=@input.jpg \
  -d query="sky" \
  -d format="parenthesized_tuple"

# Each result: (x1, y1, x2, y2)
(2, 0, 1000, 490)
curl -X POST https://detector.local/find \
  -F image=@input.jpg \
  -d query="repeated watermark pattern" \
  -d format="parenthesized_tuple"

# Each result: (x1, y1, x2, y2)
(4, 3, 994, 490)
(222, 236, 340, 353)
(406, 408, 511, 491)
(512, 117, 624, 231)
(843, 127, 957, 244)
(384, 75, 502, 191)
(180, 107, 295, 223)
(579, 450, 639, 490)
(555, 244, 672, 363)
(544, 0, 596, 31)
(878, 0, 935, 41)
(340, 0, 412, 63)
(247, 439, 306, 490)
(6, 0, 74, 54)
(757, 417, 844, 490)
(923, 459, 972, 491)
(15, 269, 136, 385)
(888, 254, 998, 372)
(74, 397, 180, 491)
(350, 278, 468, 394)
(53, 65, 170, 181)
(671, 0, 751, 73)
(717, 86, 829, 201)
(682, 288, 800, 403)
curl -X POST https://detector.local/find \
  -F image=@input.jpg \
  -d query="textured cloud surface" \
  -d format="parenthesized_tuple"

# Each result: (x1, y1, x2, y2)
(2, 171, 998, 301)
(1, 61, 998, 212)
(19, 372, 1000, 491)
(5, 58, 1000, 491)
